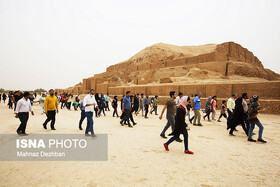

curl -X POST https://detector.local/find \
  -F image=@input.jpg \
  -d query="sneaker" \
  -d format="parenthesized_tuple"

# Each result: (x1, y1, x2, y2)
(160, 134, 167, 139)
(176, 138, 183, 142)
(163, 143, 169, 151)
(248, 138, 256, 142)
(257, 139, 267, 143)
(229, 133, 236, 136)
(92, 134, 97, 137)
(19, 133, 28, 136)
(184, 150, 194, 154)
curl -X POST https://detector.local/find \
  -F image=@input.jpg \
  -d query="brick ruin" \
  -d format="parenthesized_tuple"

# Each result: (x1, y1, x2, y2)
(56, 42, 280, 113)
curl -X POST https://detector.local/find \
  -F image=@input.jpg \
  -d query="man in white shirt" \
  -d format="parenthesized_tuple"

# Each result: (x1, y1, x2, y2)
(83, 89, 99, 137)
(175, 92, 183, 106)
(15, 92, 34, 136)
(227, 93, 237, 130)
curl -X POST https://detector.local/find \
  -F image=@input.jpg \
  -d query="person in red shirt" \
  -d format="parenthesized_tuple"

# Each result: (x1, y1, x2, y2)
(61, 93, 67, 109)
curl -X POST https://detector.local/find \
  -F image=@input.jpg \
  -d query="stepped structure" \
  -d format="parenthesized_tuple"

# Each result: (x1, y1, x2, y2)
(56, 41, 280, 113)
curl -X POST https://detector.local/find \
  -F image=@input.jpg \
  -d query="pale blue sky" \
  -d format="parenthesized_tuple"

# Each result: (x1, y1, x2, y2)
(0, 0, 279, 90)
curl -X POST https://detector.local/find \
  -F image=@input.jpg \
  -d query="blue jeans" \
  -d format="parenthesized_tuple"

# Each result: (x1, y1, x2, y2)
(248, 121, 264, 140)
(85, 112, 94, 135)
(187, 110, 191, 121)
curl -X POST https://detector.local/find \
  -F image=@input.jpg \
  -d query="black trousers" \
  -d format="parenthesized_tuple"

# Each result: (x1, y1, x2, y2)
(113, 107, 118, 117)
(227, 109, 233, 129)
(98, 107, 106, 116)
(229, 120, 248, 135)
(17, 112, 29, 133)
(166, 128, 189, 151)
(105, 101, 110, 111)
(8, 99, 13, 108)
(95, 107, 98, 117)
(144, 105, 149, 117)
(67, 102, 71, 110)
(121, 109, 131, 125)
(61, 101, 65, 109)
(204, 111, 210, 120)
(79, 110, 86, 128)
(129, 111, 135, 123)
(43, 110, 56, 129)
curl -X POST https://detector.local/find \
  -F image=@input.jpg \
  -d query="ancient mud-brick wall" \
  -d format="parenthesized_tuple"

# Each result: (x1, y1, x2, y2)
(99, 42, 263, 89)
(154, 96, 280, 114)
(59, 42, 278, 99)
(216, 42, 263, 67)
(103, 81, 280, 100)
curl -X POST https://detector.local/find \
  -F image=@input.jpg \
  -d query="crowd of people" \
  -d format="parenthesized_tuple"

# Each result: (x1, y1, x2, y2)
(1, 88, 267, 155)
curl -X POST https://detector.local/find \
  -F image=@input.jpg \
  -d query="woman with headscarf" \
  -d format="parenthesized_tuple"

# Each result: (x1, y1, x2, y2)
(112, 96, 119, 117)
(99, 93, 106, 116)
(228, 97, 248, 136)
(210, 96, 218, 120)
(203, 96, 212, 121)
(163, 96, 194, 155)
(95, 93, 101, 117)
(8, 91, 14, 109)
(247, 95, 267, 143)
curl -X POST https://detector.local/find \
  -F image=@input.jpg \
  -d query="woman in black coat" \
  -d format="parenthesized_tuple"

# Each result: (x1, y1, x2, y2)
(163, 96, 194, 154)
(228, 97, 248, 136)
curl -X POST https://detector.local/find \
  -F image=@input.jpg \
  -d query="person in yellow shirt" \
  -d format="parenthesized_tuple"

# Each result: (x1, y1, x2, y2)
(43, 89, 58, 130)
(227, 93, 237, 130)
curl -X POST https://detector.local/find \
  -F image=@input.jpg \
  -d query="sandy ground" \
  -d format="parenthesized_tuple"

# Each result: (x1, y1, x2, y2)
(0, 101, 279, 187)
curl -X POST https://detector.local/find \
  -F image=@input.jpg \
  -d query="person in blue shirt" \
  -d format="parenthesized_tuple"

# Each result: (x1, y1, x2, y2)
(104, 93, 111, 111)
(120, 91, 133, 127)
(193, 92, 202, 126)
(78, 100, 86, 130)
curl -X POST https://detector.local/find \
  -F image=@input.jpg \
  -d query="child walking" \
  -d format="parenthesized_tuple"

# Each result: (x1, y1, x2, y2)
(217, 100, 228, 122)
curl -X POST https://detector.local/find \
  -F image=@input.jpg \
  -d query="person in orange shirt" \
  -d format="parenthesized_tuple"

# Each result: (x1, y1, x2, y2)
(43, 89, 58, 130)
